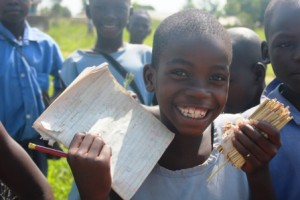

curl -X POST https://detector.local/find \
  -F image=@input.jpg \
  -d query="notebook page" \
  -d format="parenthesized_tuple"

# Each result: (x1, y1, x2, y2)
(33, 64, 174, 200)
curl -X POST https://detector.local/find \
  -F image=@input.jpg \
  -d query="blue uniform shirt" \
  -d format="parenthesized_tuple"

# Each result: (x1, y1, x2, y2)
(267, 84, 300, 200)
(263, 77, 282, 96)
(0, 21, 63, 141)
(61, 44, 153, 105)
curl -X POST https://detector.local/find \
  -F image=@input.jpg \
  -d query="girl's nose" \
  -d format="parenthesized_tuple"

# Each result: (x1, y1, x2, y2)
(292, 44, 300, 61)
(185, 81, 211, 99)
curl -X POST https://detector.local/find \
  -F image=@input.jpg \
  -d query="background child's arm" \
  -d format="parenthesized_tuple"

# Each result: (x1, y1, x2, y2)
(0, 122, 54, 200)
(67, 133, 112, 200)
(233, 121, 280, 200)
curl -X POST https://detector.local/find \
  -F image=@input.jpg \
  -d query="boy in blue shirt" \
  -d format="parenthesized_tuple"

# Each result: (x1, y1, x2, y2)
(261, 0, 300, 199)
(0, 0, 63, 175)
(61, 0, 153, 105)
(67, 9, 280, 200)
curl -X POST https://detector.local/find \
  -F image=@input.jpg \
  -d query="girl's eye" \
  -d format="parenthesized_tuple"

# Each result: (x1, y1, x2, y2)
(116, 6, 127, 13)
(171, 70, 188, 78)
(209, 74, 227, 81)
(278, 42, 292, 48)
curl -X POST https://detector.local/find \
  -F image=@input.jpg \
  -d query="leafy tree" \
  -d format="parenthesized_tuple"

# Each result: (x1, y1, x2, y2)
(29, 0, 41, 14)
(183, 0, 224, 17)
(183, 0, 196, 9)
(131, 1, 155, 10)
(224, 0, 270, 27)
(51, 3, 71, 18)
(195, 0, 222, 16)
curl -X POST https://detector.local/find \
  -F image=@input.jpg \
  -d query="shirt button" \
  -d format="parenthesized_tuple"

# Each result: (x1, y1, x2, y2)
(26, 114, 31, 119)
(20, 73, 26, 78)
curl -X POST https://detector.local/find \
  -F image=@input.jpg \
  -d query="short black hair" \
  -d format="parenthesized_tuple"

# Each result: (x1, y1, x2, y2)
(227, 27, 263, 63)
(151, 9, 232, 68)
(264, 0, 300, 40)
(131, 9, 151, 21)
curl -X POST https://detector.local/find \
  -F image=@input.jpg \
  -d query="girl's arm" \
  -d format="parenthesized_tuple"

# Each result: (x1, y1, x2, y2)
(233, 120, 280, 200)
(0, 122, 54, 200)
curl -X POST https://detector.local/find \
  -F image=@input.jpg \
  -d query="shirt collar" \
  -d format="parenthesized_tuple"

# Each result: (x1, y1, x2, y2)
(22, 20, 30, 44)
(268, 84, 300, 125)
(0, 21, 31, 45)
(0, 22, 15, 41)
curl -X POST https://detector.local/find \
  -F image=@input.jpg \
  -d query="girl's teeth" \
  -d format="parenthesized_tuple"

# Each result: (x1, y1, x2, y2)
(178, 107, 207, 119)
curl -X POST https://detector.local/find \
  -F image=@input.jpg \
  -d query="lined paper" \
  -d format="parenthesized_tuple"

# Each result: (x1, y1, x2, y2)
(33, 64, 174, 200)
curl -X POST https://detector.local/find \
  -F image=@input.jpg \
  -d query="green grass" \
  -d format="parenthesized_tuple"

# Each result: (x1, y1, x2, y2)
(46, 19, 275, 200)
(48, 19, 96, 58)
(47, 159, 73, 200)
(47, 18, 160, 58)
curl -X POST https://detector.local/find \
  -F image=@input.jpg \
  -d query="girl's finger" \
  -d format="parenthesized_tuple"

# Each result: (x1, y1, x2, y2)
(233, 129, 270, 163)
(239, 123, 278, 159)
(87, 135, 106, 158)
(250, 120, 281, 148)
(232, 136, 261, 172)
(98, 144, 112, 163)
(69, 132, 86, 153)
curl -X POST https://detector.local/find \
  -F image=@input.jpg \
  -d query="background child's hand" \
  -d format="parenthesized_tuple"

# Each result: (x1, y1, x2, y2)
(67, 133, 112, 200)
(232, 120, 281, 174)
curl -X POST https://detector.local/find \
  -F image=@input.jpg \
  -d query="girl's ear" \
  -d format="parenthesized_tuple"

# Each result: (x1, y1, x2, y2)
(143, 64, 155, 92)
(261, 41, 271, 64)
(253, 62, 266, 82)
(126, 7, 133, 25)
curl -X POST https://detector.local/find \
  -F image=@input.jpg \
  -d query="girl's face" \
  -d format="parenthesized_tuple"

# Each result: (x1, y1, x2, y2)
(127, 13, 151, 43)
(90, 0, 131, 39)
(146, 36, 230, 137)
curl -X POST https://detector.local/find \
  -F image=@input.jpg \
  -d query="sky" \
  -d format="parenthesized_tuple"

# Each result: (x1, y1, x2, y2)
(39, 0, 192, 16)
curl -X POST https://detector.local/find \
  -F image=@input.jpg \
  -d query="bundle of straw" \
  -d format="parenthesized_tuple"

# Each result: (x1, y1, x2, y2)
(208, 98, 292, 180)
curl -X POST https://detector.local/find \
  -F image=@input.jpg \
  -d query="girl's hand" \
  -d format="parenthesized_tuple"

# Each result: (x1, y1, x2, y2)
(67, 133, 112, 200)
(232, 120, 281, 174)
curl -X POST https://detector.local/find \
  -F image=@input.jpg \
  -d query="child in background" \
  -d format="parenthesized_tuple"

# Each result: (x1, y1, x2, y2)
(84, 2, 94, 35)
(61, 0, 153, 105)
(67, 9, 280, 200)
(261, 0, 300, 199)
(0, 122, 53, 200)
(127, 9, 152, 45)
(224, 27, 266, 114)
(0, 0, 64, 175)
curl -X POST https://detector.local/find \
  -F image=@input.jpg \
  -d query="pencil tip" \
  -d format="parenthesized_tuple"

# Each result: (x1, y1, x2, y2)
(28, 142, 36, 149)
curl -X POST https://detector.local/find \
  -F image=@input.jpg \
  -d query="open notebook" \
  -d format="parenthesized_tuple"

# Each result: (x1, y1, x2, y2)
(33, 63, 174, 200)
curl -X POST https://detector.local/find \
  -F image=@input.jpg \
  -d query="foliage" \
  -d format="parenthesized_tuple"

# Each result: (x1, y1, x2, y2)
(183, 0, 196, 9)
(39, 2, 71, 18)
(51, 3, 72, 18)
(132, 2, 155, 11)
(224, 0, 270, 27)
(47, 19, 96, 58)
(48, 159, 73, 200)
(194, 0, 224, 17)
